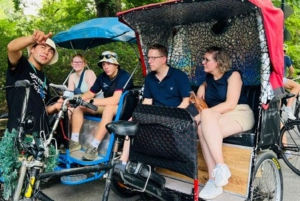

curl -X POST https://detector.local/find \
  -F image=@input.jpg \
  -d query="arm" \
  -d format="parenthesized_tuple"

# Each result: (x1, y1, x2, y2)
(210, 71, 242, 114)
(7, 30, 52, 68)
(93, 90, 122, 106)
(177, 97, 190, 108)
(85, 70, 97, 89)
(46, 98, 63, 114)
(288, 65, 295, 78)
(197, 82, 207, 99)
(142, 98, 153, 105)
(67, 73, 75, 91)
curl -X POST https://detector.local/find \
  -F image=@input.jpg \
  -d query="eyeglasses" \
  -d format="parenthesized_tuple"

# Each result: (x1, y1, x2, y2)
(101, 54, 117, 60)
(147, 56, 164, 61)
(202, 57, 213, 63)
(72, 61, 84, 64)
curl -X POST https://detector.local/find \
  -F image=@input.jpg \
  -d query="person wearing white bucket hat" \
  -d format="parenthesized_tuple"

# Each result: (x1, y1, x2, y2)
(5, 30, 61, 133)
(69, 50, 134, 161)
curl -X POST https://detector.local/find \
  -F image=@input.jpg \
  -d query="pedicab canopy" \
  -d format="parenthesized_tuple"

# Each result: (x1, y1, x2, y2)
(117, 0, 285, 105)
(52, 17, 136, 50)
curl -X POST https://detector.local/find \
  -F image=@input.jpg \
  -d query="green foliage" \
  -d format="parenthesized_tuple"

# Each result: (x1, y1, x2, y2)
(122, 0, 164, 10)
(0, 129, 21, 200)
(272, 0, 300, 76)
(0, 129, 59, 199)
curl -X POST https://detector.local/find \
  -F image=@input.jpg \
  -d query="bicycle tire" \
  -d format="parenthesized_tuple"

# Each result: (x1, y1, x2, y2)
(251, 151, 283, 201)
(279, 120, 300, 175)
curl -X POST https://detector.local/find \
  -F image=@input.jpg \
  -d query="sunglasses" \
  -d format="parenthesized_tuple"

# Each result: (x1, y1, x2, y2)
(100, 54, 117, 60)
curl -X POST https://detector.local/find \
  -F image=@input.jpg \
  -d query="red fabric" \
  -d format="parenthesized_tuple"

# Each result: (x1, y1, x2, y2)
(249, 0, 284, 90)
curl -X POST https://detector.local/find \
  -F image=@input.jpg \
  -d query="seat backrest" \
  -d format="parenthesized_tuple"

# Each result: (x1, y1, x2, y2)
(130, 104, 198, 179)
(117, 89, 141, 121)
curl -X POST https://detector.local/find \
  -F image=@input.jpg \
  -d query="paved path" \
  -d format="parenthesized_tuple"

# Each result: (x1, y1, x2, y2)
(42, 160, 300, 201)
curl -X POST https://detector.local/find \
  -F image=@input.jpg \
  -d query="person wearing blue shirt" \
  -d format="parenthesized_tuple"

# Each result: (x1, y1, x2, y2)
(196, 46, 254, 200)
(282, 45, 300, 120)
(69, 51, 134, 161)
(116, 43, 191, 169)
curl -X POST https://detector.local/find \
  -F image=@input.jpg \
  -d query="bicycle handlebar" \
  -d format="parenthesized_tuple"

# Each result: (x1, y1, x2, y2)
(63, 96, 98, 111)
(2, 79, 32, 90)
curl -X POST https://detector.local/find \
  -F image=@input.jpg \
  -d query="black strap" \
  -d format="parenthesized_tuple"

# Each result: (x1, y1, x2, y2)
(77, 69, 86, 89)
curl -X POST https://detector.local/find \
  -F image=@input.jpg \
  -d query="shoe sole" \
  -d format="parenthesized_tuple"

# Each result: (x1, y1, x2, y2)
(82, 157, 97, 161)
(215, 173, 231, 187)
(199, 189, 223, 200)
(60, 146, 81, 154)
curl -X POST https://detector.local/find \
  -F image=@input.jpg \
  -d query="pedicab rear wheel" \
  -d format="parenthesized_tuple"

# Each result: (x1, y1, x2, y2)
(251, 151, 283, 201)
(279, 120, 300, 175)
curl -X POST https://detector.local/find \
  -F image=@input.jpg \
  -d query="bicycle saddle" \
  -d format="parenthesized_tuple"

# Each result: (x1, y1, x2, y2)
(106, 120, 139, 137)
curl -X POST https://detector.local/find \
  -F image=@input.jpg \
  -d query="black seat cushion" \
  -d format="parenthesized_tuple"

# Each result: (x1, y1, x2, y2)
(130, 104, 198, 179)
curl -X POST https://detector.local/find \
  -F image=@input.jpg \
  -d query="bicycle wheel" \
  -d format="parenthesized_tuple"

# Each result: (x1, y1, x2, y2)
(294, 98, 300, 121)
(251, 151, 283, 201)
(279, 120, 300, 175)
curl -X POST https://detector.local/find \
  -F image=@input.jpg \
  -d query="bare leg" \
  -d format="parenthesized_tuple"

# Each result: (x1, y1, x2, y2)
(284, 79, 300, 108)
(72, 107, 85, 133)
(200, 109, 243, 177)
(94, 105, 118, 141)
(120, 138, 131, 162)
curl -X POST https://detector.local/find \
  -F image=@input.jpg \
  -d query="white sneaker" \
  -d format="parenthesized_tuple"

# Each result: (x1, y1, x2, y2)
(212, 164, 231, 187)
(284, 150, 293, 159)
(287, 111, 297, 120)
(282, 107, 296, 120)
(199, 180, 223, 200)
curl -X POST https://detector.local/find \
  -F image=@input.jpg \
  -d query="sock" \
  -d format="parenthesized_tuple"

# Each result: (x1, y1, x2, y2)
(71, 133, 79, 142)
(91, 138, 101, 148)
(122, 161, 127, 165)
(285, 107, 292, 111)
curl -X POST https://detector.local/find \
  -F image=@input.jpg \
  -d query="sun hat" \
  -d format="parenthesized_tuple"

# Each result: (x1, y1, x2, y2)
(97, 51, 119, 68)
(27, 38, 59, 65)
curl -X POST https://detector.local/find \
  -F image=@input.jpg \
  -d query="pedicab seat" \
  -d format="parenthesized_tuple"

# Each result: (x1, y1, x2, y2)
(118, 88, 141, 120)
(223, 85, 260, 147)
(84, 88, 140, 121)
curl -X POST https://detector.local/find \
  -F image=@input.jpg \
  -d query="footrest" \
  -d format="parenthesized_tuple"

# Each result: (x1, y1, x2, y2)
(60, 174, 87, 184)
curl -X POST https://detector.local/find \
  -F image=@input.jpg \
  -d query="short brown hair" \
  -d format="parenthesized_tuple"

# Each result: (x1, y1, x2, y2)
(148, 44, 168, 58)
(205, 46, 231, 72)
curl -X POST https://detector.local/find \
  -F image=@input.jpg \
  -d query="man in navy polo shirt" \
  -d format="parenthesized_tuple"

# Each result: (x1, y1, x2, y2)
(143, 44, 191, 107)
(116, 43, 191, 169)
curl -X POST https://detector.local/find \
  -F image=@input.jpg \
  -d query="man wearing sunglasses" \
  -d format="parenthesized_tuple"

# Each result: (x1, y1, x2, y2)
(116, 43, 191, 169)
(69, 51, 134, 161)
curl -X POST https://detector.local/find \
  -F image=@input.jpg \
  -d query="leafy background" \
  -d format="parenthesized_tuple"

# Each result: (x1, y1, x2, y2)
(0, 0, 299, 114)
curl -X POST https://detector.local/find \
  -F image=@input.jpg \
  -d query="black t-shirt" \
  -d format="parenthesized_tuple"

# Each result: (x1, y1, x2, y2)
(6, 55, 51, 133)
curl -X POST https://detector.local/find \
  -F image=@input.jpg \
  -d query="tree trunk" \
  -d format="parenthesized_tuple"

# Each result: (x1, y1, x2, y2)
(94, 0, 122, 17)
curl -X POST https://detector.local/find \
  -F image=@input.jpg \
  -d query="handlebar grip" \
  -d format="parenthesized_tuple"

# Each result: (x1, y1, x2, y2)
(15, 80, 31, 88)
(74, 97, 98, 111)
(83, 101, 98, 111)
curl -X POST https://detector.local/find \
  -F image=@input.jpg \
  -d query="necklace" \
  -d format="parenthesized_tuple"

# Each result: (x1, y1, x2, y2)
(109, 74, 117, 82)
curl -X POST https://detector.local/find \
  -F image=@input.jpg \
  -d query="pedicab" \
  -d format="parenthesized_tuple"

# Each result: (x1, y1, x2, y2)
(51, 17, 141, 185)
(105, 0, 285, 200)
